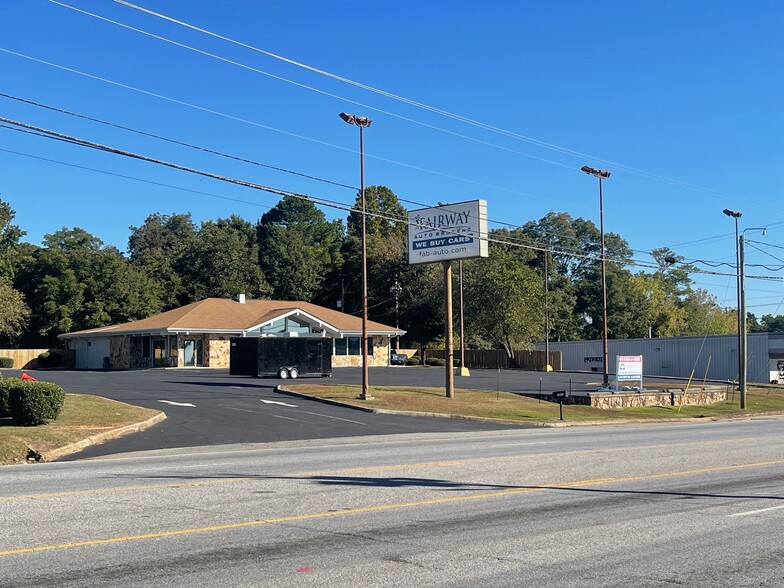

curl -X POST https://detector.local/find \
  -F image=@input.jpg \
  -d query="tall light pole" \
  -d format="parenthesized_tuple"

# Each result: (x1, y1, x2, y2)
(340, 112, 372, 400)
(723, 208, 742, 386)
(581, 165, 611, 386)
(543, 250, 550, 371)
(390, 280, 402, 351)
(739, 226, 766, 409)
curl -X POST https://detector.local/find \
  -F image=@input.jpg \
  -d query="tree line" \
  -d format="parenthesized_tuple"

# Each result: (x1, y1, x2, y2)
(1, 188, 779, 353)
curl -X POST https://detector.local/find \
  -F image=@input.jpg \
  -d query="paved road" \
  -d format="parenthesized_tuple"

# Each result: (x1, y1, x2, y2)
(2, 418, 783, 587)
(9, 367, 594, 460)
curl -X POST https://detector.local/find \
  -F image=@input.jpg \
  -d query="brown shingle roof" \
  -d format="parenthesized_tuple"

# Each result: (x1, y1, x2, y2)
(62, 298, 403, 337)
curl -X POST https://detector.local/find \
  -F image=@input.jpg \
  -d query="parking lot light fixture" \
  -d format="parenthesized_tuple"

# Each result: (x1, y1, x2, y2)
(581, 165, 611, 386)
(339, 112, 373, 400)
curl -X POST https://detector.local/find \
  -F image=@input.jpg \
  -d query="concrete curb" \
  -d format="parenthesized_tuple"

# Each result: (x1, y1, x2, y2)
(36, 412, 167, 463)
(275, 386, 784, 428)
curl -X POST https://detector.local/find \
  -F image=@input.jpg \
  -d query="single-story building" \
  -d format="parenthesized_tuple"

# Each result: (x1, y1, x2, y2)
(60, 296, 405, 370)
(538, 332, 784, 383)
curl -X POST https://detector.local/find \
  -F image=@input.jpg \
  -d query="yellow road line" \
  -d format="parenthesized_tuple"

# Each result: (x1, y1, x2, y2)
(2, 457, 784, 557)
(0, 435, 777, 502)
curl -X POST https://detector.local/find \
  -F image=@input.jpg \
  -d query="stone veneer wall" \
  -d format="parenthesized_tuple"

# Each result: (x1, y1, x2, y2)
(331, 336, 390, 367)
(109, 336, 130, 369)
(589, 388, 726, 409)
(209, 336, 231, 368)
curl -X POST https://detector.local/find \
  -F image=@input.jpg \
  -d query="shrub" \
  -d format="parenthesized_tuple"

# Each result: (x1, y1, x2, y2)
(425, 357, 446, 367)
(0, 357, 13, 369)
(0, 380, 10, 418)
(37, 351, 62, 368)
(406, 356, 421, 366)
(6, 379, 66, 426)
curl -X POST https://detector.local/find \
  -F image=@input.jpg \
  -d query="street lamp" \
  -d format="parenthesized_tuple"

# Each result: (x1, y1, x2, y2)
(390, 280, 402, 351)
(739, 226, 766, 409)
(723, 208, 742, 387)
(581, 165, 611, 387)
(339, 112, 373, 400)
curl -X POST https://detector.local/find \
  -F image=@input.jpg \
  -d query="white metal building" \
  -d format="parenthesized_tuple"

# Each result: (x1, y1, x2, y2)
(539, 333, 784, 383)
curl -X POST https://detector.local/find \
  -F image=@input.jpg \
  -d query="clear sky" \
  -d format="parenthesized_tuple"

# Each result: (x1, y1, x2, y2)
(1, 0, 783, 317)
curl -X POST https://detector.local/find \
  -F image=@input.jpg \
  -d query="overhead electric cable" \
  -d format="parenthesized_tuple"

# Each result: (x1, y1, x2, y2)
(0, 92, 357, 190)
(1, 91, 634, 261)
(47, 1, 577, 173)
(0, 48, 567, 208)
(5, 115, 782, 284)
(0, 147, 276, 213)
(107, 0, 748, 201)
(0, 116, 673, 273)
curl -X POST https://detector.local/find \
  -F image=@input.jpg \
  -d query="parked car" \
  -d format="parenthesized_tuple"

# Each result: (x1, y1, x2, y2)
(390, 353, 408, 366)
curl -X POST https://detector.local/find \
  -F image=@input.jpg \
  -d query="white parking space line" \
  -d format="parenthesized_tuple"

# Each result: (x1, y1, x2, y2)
(270, 414, 313, 424)
(730, 504, 784, 517)
(260, 399, 298, 407)
(158, 400, 196, 407)
(301, 411, 365, 425)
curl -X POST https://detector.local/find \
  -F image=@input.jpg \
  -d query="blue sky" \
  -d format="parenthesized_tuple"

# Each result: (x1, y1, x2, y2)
(1, 0, 783, 317)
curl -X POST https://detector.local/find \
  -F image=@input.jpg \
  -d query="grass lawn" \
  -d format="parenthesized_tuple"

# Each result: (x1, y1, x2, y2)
(0, 394, 162, 465)
(285, 384, 784, 423)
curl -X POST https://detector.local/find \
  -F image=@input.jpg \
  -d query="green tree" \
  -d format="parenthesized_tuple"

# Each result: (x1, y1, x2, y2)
(463, 246, 544, 358)
(0, 198, 30, 343)
(339, 186, 409, 327)
(0, 197, 25, 279)
(258, 196, 342, 301)
(681, 288, 736, 335)
(15, 229, 162, 345)
(758, 314, 784, 333)
(128, 213, 197, 309)
(184, 216, 271, 300)
(0, 279, 30, 344)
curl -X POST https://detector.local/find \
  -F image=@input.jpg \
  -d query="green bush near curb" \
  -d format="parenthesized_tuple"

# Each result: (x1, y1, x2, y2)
(425, 357, 446, 367)
(406, 357, 421, 366)
(2, 379, 66, 426)
(0, 357, 13, 369)
(0, 382, 9, 418)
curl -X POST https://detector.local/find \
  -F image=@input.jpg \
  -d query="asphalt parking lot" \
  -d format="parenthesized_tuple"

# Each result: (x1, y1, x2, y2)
(7, 367, 605, 460)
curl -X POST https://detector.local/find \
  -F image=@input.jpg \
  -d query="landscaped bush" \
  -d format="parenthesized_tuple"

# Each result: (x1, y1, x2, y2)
(406, 356, 421, 366)
(5, 379, 66, 426)
(0, 357, 13, 368)
(0, 379, 10, 419)
(37, 351, 62, 368)
(425, 357, 446, 367)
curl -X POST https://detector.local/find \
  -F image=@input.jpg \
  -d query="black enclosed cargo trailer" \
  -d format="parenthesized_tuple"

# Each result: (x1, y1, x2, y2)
(229, 337, 332, 379)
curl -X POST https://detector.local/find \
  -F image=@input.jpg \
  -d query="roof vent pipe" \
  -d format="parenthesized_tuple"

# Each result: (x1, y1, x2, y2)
(238, 294, 246, 304)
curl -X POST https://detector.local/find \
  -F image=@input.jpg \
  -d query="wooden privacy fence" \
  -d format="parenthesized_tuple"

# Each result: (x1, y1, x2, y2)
(0, 349, 57, 369)
(424, 349, 562, 370)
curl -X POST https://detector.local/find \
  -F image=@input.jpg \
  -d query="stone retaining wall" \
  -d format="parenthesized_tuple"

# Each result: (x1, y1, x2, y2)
(589, 387, 726, 409)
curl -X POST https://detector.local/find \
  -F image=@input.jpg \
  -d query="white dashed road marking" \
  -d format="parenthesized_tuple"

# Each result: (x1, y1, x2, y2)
(158, 400, 196, 407)
(260, 399, 298, 407)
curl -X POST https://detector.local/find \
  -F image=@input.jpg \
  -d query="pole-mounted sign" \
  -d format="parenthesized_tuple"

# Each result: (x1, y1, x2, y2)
(407, 200, 489, 398)
(408, 200, 488, 265)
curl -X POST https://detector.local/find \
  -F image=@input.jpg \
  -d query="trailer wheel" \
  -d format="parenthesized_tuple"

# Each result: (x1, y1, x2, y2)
(278, 367, 288, 379)
(288, 367, 299, 379)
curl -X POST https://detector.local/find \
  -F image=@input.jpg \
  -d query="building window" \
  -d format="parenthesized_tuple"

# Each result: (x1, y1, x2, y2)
(334, 336, 373, 356)
(261, 316, 314, 335)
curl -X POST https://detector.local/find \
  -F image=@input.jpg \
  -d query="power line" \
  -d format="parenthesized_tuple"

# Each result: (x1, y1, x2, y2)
(0, 48, 568, 208)
(5, 115, 783, 285)
(48, 0, 579, 174)
(1, 91, 657, 266)
(105, 0, 750, 202)
(0, 92, 357, 190)
(0, 146, 277, 216)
